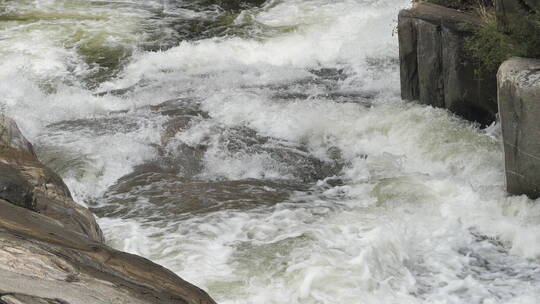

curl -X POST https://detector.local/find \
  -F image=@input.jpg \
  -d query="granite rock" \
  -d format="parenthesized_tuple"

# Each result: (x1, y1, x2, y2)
(498, 57, 540, 198)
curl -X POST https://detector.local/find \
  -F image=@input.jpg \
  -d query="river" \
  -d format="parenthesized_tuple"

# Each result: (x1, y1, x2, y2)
(1, 0, 540, 303)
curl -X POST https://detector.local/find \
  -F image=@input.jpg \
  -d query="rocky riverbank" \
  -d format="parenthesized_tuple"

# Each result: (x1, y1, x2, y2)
(398, 1, 540, 198)
(397, 2, 498, 126)
(0, 115, 216, 304)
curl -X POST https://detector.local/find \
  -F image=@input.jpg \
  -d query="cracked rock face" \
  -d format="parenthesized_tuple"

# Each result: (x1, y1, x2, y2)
(0, 117, 216, 304)
(398, 2, 498, 126)
(498, 57, 540, 198)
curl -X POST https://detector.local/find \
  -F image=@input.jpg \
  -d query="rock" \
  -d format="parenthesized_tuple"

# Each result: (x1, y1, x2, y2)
(398, 12, 419, 101)
(0, 115, 35, 155)
(398, 2, 498, 126)
(0, 199, 216, 304)
(0, 162, 35, 210)
(498, 57, 540, 198)
(416, 17, 444, 108)
(0, 118, 104, 243)
(0, 293, 68, 304)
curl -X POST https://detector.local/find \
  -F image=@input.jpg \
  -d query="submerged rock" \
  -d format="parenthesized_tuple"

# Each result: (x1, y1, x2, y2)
(498, 57, 540, 198)
(0, 116, 216, 304)
(93, 170, 309, 220)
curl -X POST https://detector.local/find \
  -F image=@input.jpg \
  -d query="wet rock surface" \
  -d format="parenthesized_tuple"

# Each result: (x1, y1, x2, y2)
(150, 98, 344, 183)
(498, 57, 540, 198)
(398, 2, 498, 126)
(0, 162, 35, 210)
(0, 141, 103, 243)
(84, 97, 345, 227)
(0, 117, 216, 304)
(92, 169, 309, 220)
(92, 98, 344, 220)
(0, 115, 36, 155)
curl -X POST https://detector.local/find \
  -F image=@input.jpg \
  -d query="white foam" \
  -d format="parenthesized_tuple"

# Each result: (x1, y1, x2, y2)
(4, 0, 540, 303)
(102, 0, 406, 91)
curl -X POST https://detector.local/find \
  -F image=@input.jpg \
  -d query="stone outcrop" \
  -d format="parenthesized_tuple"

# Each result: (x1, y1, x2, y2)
(0, 199, 215, 304)
(0, 115, 216, 304)
(0, 115, 103, 242)
(0, 115, 35, 154)
(498, 57, 540, 198)
(398, 2, 498, 126)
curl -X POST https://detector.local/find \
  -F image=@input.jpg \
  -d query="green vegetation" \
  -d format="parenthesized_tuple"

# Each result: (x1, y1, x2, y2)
(417, 0, 540, 72)
(465, 10, 540, 72)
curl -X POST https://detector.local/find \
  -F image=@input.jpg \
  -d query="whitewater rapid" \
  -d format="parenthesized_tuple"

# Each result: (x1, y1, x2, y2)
(2, 0, 540, 303)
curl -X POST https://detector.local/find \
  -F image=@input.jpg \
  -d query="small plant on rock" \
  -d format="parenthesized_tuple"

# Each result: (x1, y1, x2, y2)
(464, 4, 540, 73)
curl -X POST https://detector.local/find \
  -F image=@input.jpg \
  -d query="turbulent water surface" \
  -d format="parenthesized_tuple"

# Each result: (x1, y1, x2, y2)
(2, 0, 540, 303)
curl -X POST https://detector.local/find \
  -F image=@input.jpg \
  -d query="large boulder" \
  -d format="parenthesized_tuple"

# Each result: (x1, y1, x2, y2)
(498, 57, 540, 198)
(0, 199, 216, 304)
(398, 2, 498, 125)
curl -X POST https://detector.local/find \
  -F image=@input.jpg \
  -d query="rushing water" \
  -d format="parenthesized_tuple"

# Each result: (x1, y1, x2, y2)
(2, 0, 540, 303)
